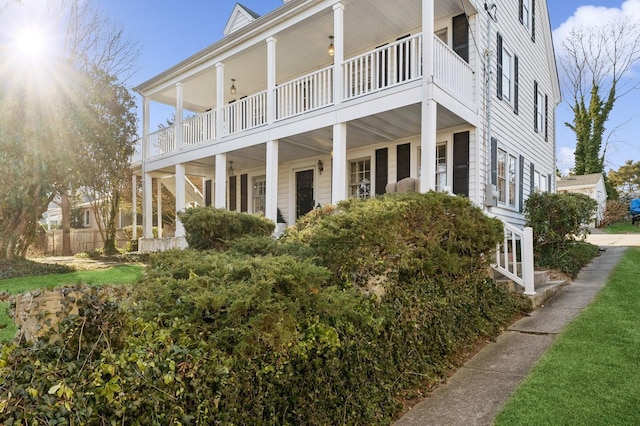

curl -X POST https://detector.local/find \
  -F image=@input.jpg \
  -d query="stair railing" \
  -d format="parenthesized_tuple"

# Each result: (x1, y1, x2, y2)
(493, 221, 536, 295)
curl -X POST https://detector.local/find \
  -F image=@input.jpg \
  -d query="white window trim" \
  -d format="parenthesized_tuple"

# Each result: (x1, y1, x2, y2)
(501, 48, 513, 103)
(536, 87, 545, 135)
(522, 0, 532, 31)
(252, 174, 266, 215)
(497, 148, 518, 208)
(349, 157, 371, 199)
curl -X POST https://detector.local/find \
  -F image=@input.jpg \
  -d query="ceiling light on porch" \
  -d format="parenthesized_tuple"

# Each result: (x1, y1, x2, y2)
(228, 161, 235, 176)
(230, 79, 237, 95)
(327, 36, 334, 56)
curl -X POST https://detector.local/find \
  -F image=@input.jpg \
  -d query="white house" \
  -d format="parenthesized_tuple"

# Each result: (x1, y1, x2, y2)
(557, 173, 607, 227)
(131, 0, 560, 257)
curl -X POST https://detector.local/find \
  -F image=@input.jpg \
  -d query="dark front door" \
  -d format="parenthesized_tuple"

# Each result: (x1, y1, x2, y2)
(296, 169, 314, 219)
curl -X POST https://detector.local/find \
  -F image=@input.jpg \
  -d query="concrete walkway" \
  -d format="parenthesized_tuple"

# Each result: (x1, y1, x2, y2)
(395, 245, 628, 426)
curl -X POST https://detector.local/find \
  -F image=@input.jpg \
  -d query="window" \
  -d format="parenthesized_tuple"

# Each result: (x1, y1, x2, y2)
(252, 175, 266, 214)
(84, 210, 90, 227)
(435, 144, 447, 192)
(534, 171, 548, 192)
(497, 33, 519, 111)
(534, 81, 545, 135)
(497, 149, 517, 207)
(349, 158, 371, 198)
(520, 0, 536, 41)
(435, 28, 448, 44)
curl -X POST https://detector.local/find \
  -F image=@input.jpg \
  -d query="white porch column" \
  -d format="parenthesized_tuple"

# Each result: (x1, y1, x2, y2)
(143, 174, 153, 238)
(214, 152, 227, 208)
(266, 37, 277, 123)
(215, 63, 225, 138)
(266, 140, 278, 223)
(332, 3, 345, 104)
(131, 175, 137, 240)
(331, 122, 347, 203)
(141, 96, 153, 239)
(420, 0, 436, 192)
(175, 164, 186, 237)
(156, 177, 163, 238)
(175, 82, 184, 149)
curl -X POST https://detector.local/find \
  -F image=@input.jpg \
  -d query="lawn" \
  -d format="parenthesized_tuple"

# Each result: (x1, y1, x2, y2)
(494, 247, 640, 425)
(601, 221, 640, 234)
(0, 264, 144, 342)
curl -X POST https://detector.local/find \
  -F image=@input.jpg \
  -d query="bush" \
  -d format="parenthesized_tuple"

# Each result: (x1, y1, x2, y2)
(179, 207, 275, 250)
(602, 199, 630, 226)
(535, 241, 600, 278)
(1, 193, 529, 424)
(524, 192, 597, 251)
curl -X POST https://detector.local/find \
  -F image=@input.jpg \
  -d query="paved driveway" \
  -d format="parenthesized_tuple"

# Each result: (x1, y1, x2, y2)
(586, 231, 640, 247)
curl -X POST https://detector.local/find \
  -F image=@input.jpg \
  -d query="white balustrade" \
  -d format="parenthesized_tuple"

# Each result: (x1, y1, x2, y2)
(433, 35, 474, 106)
(494, 222, 535, 295)
(276, 66, 333, 120)
(222, 90, 267, 136)
(183, 110, 216, 147)
(148, 126, 176, 158)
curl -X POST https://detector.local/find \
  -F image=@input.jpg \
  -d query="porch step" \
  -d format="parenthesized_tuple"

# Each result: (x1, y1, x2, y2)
(495, 270, 568, 309)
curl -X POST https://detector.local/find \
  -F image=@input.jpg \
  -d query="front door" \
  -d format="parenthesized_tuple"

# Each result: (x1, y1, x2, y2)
(296, 169, 314, 219)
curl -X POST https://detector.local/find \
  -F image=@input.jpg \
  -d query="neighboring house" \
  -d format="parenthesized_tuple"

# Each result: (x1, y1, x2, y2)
(557, 173, 607, 227)
(131, 0, 560, 254)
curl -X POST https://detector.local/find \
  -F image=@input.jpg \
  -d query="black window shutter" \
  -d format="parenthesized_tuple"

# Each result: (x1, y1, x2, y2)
(519, 155, 525, 212)
(229, 176, 237, 211)
(396, 143, 411, 181)
(531, 0, 536, 42)
(534, 80, 539, 132)
(519, 0, 524, 23)
(375, 148, 388, 195)
(544, 94, 549, 141)
(496, 33, 503, 100)
(491, 137, 498, 186)
(513, 55, 519, 114)
(452, 14, 469, 63)
(453, 131, 470, 196)
(205, 179, 212, 207)
(240, 174, 248, 212)
(547, 174, 552, 193)
(530, 163, 535, 195)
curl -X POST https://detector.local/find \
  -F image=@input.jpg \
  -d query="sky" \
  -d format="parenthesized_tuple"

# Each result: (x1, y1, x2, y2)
(3, 0, 640, 174)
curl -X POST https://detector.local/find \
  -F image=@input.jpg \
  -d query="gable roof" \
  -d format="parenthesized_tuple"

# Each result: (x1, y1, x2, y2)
(223, 3, 261, 36)
(557, 173, 604, 189)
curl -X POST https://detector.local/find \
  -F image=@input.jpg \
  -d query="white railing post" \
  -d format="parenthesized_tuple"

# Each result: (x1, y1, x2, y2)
(522, 226, 535, 295)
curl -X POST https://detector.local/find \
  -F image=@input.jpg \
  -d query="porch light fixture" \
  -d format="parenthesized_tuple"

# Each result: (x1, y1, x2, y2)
(230, 79, 237, 95)
(317, 159, 324, 174)
(228, 161, 235, 176)
(327, 36, 334, 56)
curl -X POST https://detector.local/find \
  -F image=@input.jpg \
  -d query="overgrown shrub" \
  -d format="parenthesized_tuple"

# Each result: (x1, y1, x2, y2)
(524, 192, 597, 249)
(179, 207, 275, 250)
(534, 241, 600, 278)
(602, 199, 630, 226)
(1, 193, 529, 424)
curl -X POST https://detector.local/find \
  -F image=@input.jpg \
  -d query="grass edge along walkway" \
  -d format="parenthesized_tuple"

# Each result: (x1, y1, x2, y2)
(0, 264, 144, 343)
(495, 246, 640, 425)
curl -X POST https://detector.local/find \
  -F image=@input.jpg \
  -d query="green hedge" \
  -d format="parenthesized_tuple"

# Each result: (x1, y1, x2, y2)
(179, 207, 275, 250)
(0, 192, 529, 424)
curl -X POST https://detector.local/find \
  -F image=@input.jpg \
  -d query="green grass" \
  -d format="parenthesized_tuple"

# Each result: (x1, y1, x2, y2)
(495, 247, 640, 425)
(601, 221, 640, 234)
(0, 265, 144, 342)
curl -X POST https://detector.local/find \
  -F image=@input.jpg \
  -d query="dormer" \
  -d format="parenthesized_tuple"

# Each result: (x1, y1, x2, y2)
(223, 3, 261, 36)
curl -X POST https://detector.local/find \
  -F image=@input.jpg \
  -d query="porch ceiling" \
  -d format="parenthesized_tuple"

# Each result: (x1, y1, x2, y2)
(144, 0, 476, 112)
(151, 103, 465, 178)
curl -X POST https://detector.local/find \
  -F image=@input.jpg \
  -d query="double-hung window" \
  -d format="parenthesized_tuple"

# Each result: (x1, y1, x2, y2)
(252, 175, 266, 214)
(435, 144, 447, 192)
(497, 33, 519, 112)
(520, 0, 536, 41)
(497, 149, 517, 207)
(349, 158, 371, 199)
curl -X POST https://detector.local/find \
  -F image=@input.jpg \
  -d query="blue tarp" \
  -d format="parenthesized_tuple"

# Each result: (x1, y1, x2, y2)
(631, 198, 640, 215)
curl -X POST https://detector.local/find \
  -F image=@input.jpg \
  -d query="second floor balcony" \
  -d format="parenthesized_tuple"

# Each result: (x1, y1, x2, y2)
(133, 0, 479, 165)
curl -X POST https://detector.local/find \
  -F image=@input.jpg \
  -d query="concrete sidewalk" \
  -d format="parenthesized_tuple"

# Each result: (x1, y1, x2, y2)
(395, 245, 627, 426)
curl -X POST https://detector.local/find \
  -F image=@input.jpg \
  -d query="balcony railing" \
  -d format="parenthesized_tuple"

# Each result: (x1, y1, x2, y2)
(183, 110, 216, 147)
(433, 36, 474, 105)
(343, 33, 422, 100)
(276, 66, 333, 120)
(137, 32, 474, 161)
(221, 90, 267, 136)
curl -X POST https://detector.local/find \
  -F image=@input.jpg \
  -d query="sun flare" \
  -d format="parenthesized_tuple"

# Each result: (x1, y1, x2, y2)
(15, 28, 46, 57)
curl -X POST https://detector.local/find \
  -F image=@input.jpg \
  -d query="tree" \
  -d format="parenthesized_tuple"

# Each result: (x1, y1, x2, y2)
(560, 17, 640, 176)
(608, 160, 640, 195)
(0, 0, 140, 259)
(74, 69, 138, 255)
